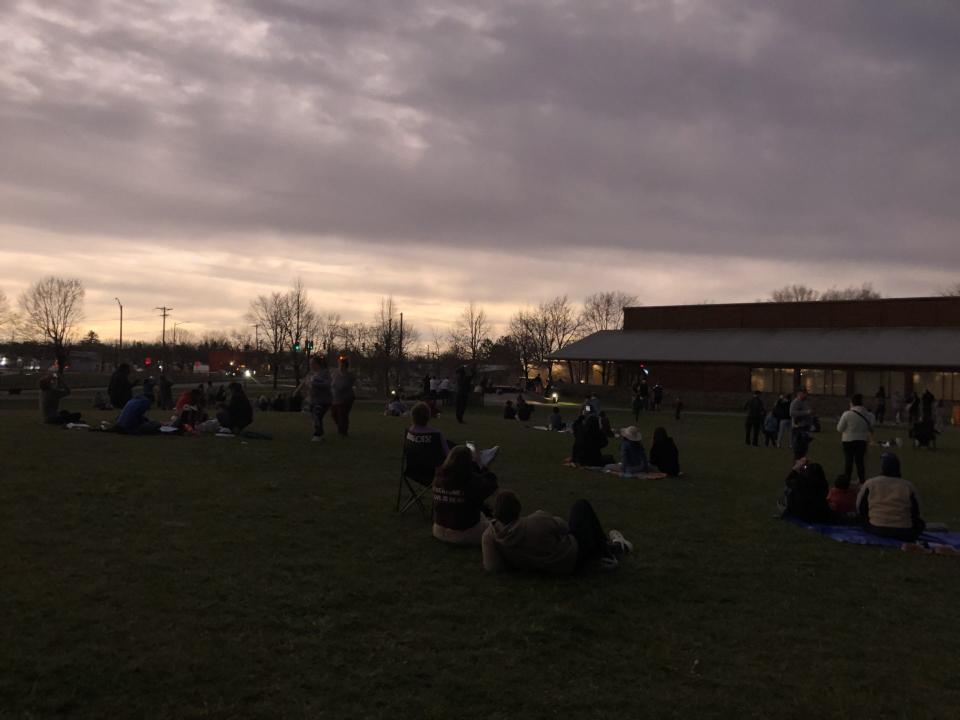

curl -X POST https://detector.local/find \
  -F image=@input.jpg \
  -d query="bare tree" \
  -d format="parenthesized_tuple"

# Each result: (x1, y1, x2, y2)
(450, 301, 492, 362)
(770, 284, 820, 302)
(820, 283, 882, 301)
(248, 291, 288, 388)
(0, 290, 9, 330)
(284, 278, 317, 385)
(581, 291, 638, 333)
(371, 297, 418, 392)
(17, 277, 85, 373)
(939, 282, 960, 297)
(314, 312, 343, 357)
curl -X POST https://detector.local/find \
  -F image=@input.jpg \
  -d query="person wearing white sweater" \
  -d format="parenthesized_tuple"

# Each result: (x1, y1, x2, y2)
(836, 394, 875, 484)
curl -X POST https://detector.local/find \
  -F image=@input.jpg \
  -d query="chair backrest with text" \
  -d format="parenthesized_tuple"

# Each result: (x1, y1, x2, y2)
(403, 428, 445, 486)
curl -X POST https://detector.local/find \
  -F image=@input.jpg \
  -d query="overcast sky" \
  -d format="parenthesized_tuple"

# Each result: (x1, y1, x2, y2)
(2, 0, 959, 342)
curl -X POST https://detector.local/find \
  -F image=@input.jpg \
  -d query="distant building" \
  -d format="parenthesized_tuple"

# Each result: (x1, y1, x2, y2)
(550, 296, 960, 413)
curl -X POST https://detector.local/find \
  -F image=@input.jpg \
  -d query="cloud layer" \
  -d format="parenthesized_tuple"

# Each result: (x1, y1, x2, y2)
(1, 0, 959, 338)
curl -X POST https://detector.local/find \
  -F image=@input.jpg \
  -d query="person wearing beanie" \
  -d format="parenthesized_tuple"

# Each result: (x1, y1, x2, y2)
(857, 453, 925, 542)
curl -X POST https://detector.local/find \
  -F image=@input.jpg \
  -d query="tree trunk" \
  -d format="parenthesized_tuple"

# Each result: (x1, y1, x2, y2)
(272, 354, 280, 389)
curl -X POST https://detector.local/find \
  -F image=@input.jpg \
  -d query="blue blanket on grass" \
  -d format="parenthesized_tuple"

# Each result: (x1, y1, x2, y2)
(784, 517, 960, 549)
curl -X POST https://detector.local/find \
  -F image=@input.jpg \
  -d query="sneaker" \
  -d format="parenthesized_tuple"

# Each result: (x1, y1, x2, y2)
(608, 529, 633, 555)
(478, 446, 500, 468)
(311, 435, 324, 443)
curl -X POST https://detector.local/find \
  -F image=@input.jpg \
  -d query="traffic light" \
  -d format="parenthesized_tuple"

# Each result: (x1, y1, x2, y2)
(293, 342, 301, 352)
(306, 340, 314, 352)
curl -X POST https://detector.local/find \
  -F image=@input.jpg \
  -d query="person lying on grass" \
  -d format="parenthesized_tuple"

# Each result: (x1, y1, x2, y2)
(481, 490, 632, 573)
(858, 453, 925, 543)
(432, 445, 498, 546)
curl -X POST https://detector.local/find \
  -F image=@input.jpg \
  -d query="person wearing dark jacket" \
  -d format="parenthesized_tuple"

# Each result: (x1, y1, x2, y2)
(38, 374, 81, 425)
(432, 445, 498, 545)
(780, 462, 831, 523)
(107, 363, 135, 410)
(516, 394, 534, 422)
(454, 365, 475, 424)
(571, 415, 613, 467)
(772, 394, 792, 448)
(744, 391, 765, 446)
(503, 400, 517, 420)
(217, 382, 253, 434)
(649, 426, 680, 476)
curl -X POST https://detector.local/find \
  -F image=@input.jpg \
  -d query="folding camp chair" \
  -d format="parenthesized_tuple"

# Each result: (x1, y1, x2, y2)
(397, 428, 445, 516)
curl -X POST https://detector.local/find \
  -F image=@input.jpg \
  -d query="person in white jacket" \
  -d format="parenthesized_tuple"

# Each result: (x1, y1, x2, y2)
(836, 393, 875, 484)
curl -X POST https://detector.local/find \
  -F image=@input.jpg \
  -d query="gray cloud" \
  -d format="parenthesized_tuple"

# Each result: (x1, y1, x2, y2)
(1, 0, 959, 299)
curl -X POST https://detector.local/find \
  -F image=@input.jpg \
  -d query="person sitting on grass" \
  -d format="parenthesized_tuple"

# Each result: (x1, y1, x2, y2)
(649, 426, 680, 476)
(857, 453, 925, 542)
(38, 374, 82, 425)
(174, 387, 207, 429)
(384, 397, 408, 416)
(432, 445, 498, 545)
(549, 406, 566, 431)
(115, 380, 162, 435)
(827, 473, 858, 520)
(618, 426, 650, 474)
(216, 382, 253, 435)
(779, 462, 831, 524)
(571, 414, 614, 467)
(481, 490, 632, 573)
(107, 363, 136, 410)
(502, 400, 517, 420)
(516, 394, 534, 422)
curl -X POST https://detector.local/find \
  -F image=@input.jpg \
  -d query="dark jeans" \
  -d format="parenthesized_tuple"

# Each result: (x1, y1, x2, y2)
(45, 410, 82, 425)
(455, 394, 468, 423)
(763, 430, 777, 447)
(568, 499, 611, 571)
(745, 418, 761, 446)
(842, 440, 867, 483)
(331, 400, 354, 436)
(875, 402, 886, 424)
(216, 411, 250, 434)
(311, 403, 330, 437)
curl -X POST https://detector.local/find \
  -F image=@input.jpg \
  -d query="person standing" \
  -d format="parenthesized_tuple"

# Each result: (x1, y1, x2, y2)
(297, 355, 332, 442)
(638, 378, 650, 411)
(789, 388, 814, 451)
(454, 365, 475, 424)
(331, 357, 356, 437)
(631, 392, 642, 422)
(773, 394, 792, 448)
(158, 372, 174, 411)
(836, 393, 874, 485)
(891, 391, 903, 425)
(921, 389, 935, 423)
(652, 384, 663, 411)
(874, 386, 887, 425)
(906, 392, 920, 425)
(744, 391, 765, 447)
(422, 373, 431, 397)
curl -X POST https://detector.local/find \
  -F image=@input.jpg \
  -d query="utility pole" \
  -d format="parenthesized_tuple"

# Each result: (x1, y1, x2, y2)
(115, 298, 123, 364)
(156, 306, 173, 370)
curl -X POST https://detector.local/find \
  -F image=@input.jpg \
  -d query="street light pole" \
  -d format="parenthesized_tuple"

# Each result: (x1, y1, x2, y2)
(115, 297, 123, 363)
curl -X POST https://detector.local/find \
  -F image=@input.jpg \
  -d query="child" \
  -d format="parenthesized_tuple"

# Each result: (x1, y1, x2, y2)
(827, 473, 857, 519)
(763, 411, 779, 447)
(549, 406, 566, 431)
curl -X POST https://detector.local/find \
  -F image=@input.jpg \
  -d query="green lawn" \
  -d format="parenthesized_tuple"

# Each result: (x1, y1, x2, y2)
(2, 399, 959, 719)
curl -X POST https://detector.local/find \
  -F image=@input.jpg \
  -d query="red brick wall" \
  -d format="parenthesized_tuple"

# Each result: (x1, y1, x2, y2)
(623, 297, 960, 331)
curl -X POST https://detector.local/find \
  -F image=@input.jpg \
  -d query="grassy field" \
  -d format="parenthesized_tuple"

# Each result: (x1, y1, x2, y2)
(2, 398, 959, 719)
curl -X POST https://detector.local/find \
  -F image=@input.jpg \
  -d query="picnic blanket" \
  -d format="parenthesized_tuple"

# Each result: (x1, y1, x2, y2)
(784, 517, 960, 551)
(562, 461, 667, 480)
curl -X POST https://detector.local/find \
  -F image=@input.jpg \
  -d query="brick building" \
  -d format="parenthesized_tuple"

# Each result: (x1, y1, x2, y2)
(550, 296, 960, 414)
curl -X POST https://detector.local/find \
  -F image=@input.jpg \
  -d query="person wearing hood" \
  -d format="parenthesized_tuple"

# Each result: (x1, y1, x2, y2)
(217, 382, 253, 435)
(481, 490, 632, 573)
(857, 453, 925, 542)
(571, 415, 613, 467)
(649, 427, 680, 476)
(115, 380, 161, 434)
(619, 426, 650, 474)
(107, 363, 136, 410)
